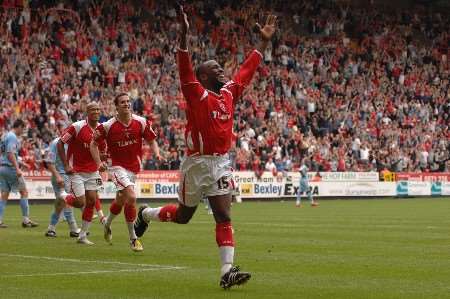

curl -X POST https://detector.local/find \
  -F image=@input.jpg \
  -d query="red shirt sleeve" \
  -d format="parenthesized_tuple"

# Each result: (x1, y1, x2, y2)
(177, 48, 205, 104)
(60, 125, 76, 144)
(225, 50, 263, 103)
(143, 120, 157, 142)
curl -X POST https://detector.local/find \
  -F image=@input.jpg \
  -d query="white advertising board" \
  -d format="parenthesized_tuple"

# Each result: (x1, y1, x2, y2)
(7, 172, 446, 200)
(407, 181, 431, 196)
(442, 182, 450, 196)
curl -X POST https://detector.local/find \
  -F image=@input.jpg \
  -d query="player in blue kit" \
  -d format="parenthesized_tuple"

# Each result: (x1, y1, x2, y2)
(0, 120, 38, 228)
(44, 137, 80, 238)
(296, 158, 318, 207)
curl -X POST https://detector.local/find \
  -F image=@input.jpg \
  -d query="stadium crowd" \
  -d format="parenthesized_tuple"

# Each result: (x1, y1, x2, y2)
(0, 0, 448, 174)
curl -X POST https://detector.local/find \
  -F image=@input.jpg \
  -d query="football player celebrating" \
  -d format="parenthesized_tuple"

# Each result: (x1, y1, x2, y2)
(90, 93, 160, 252)
(135, 5, 276, 289)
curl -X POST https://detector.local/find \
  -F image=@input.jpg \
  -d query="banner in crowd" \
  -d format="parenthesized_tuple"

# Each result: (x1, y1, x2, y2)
(10, 171, 449, 200)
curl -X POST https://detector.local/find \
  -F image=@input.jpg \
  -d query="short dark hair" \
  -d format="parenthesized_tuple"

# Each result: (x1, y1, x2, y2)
(114, 92, 129, 105)
(12, 119, 25, 129)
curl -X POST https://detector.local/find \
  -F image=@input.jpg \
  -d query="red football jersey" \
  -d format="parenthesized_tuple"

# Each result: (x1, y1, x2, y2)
(94, 114, 156, 173)
(177, 48, 262, 156)
(61, 120, 103, 173)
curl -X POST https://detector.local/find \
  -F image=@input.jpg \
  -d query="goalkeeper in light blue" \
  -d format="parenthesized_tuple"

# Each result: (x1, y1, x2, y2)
(296, 158, 318, 207)
(44, 137, 80, 238)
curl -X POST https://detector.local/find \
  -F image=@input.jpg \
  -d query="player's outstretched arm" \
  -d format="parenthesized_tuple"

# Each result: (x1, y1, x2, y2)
(229, 14, 277, 100)
(255, 14, 277, 55)
(176, 4, 204, 99)
(177, 4, 189, 50)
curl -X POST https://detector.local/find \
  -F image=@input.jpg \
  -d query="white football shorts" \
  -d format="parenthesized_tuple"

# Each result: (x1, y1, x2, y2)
(68, 171, 102, 198)
(110, 166, 136, 191)
(178, 154, 235, 207)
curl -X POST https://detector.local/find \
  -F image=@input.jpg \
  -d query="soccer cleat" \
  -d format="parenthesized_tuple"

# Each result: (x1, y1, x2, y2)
(130, 238, 144, 252)
(22, 220, 39, 228)
(220, 266, 251, 289)
(311, 202, 319, 207)
(77, 237, 94, 245)
(296, 203, 302, 208)
(45, 230, 57, 237)
(69, 230, 80, 238)
(104, 224, 112, 244)
(134, 204, 149, 238)
(0, 222, 8, 228)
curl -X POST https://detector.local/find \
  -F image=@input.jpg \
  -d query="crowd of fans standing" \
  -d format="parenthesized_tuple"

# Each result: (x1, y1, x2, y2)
(0, 0, 448, 174)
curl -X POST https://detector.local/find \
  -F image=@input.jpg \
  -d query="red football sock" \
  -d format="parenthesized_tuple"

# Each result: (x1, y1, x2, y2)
(64, 194, 76, 207)
(109, 200, 122, 215)
(216, 221, 235, 247)
(124, 203, 136, 223)
(95, 196, 102, 212)
(82, 205, 95, 222)
(158, 204, 178, 222)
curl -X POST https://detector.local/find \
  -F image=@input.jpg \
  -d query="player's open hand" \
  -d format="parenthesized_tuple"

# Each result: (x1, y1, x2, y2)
(256, 14, 277, 41)
(177, 4, 189, 35)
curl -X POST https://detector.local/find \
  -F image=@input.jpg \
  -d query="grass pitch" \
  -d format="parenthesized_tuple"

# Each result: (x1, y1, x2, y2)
(0, 198, 449, 299)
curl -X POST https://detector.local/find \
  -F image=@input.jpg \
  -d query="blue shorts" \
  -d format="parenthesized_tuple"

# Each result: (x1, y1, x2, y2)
(51, 173, 70, 198)
(0, 166, 27, 193)
(298, 179, 309, 194)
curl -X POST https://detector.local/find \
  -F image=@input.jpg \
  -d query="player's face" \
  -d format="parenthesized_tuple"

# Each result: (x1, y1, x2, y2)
(16, 125, 25, 135)
(116, 95, 131, 115)
(204, 60, 227, 87)
(87, 104, 101, 122)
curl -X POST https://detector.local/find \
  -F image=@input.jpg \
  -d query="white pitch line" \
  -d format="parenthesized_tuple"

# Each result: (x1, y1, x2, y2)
(1, 268, 175, 278)
(0, 253, 186, 270)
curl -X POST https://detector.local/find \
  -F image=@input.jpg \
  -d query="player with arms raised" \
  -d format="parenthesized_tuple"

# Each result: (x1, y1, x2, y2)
(134, 5, 276, 289)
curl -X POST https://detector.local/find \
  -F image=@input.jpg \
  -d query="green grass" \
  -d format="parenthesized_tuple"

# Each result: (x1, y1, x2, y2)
(0, 198, 449, 299)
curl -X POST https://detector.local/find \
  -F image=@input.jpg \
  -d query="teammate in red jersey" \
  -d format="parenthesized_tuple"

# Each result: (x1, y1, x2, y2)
(134, 6, 276, 288)
(90, 93, 160, 252)
(58, 102, 105, 245)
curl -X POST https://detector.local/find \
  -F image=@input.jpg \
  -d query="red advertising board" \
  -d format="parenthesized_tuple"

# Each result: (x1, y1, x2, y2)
(24, 170, 51, 180)
(136, 171, 180, 182)
(395, 173, 450, 182)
